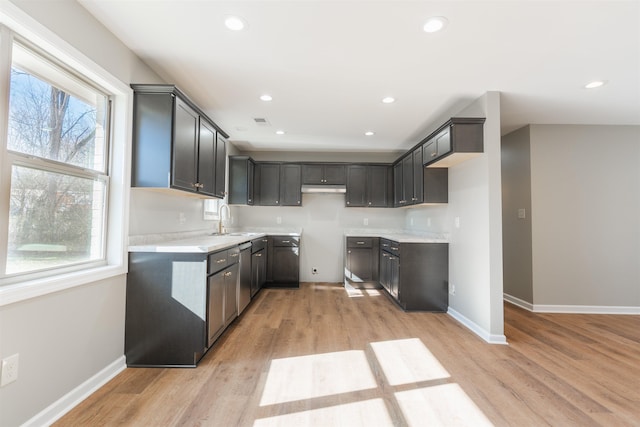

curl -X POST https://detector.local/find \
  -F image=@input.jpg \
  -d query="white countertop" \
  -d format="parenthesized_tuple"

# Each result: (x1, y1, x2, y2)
(129, 228, 302, 253)
(344, 229, 448, 243)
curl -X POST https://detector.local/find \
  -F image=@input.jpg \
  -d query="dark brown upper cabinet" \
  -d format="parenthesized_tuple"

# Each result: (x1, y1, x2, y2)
(131, 84, 228, 198)
(422, 117, 485, 168)
(302, 163, 346, 185)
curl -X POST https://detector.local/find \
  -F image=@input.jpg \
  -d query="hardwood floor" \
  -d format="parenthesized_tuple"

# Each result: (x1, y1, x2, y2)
(55, 283, 640, 426)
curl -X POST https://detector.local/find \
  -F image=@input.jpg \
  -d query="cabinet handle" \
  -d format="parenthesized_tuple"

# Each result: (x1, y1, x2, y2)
(216, 259, 227, 264)
(281, 240, 290, 243)
(262, 239, 268, 242)
(368, 202, 372, 205)
(347, 202, 350, 205)
(391, 247, 399, 251)
(224, 271, 232, 277)
(255, 253, 262, 257)
(431, 152, 437, 157)
(356, 241, 365, 245)
(348, 250, 351, 254)
(230, 253, 239, 258)
(382, 243, 389, 247)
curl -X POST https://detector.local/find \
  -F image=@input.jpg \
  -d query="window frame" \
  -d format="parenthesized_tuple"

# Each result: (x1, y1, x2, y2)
(0, 5, 132, 305)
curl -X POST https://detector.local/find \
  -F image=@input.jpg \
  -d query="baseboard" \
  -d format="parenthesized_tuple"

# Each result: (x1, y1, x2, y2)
(503, 293, 534, 311)
(447, 307, 508, 345)
(503, 294, 639, 315)
(23, 356, 126, 427)
(532, 304, 640, 315)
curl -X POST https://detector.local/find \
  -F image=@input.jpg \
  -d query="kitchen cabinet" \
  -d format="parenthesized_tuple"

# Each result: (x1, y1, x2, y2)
(280, 164, 302, 206)
(125, 243, 242, 367)
(422, 117, 485, 168)
(394, 154, 448, 206)
(207, 247, 239, 347)
(302, 163, 346, 185)
(130, 84, 228, 198)
(251, 237, 267, 297)
(345, 164, 392, 207)
(344, 237, 379, 286)
(255, 163, 281, 206)
(379, 239, 448, 311)
(254, 163, 301, 206)
(229, 156, 255, 205)
(267, 235, 300, 287)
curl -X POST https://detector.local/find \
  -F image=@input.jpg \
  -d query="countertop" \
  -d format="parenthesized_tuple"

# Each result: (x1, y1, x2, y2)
(129, 228, 302, 253)
(344, 229, 448, 243)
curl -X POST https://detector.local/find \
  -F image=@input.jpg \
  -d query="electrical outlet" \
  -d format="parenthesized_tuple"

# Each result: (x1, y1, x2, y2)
(179, 212, 186, 225)
(276, 216, 282, 224)
(363, 218, 368, 226)
(517, 208, 526, 219)
(410, 218, 414, 226)
(1, 353, 19, 387)
(449, 283, 456, 296)
(427, 217, 432, 227)
(454, 217, 460, 228)
(312, 267, 318, 275)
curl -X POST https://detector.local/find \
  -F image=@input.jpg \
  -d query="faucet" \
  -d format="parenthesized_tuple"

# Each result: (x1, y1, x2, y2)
(218, 203, 231, 234)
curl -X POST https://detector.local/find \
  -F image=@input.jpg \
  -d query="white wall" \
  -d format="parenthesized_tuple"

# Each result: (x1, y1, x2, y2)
(501, 126, 534, 304)
(530, 125, 640, 309)
(0, 1, 163, 425)
(235, 194, 405, 282)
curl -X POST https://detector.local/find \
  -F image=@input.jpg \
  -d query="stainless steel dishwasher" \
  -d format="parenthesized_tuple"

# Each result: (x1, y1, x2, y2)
(238, 242, 252, 314)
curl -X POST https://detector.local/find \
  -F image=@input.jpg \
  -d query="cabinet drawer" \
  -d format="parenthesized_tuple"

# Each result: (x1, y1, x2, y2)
(347, 237, 374, 248)
(227, 246, 240, 263)
(208, 250, 229, 274)
(271, 236, 299, 247)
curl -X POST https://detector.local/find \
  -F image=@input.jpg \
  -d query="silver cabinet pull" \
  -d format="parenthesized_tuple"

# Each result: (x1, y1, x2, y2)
(255, 253, 262, 257)
(356, 241, 365, 245)
(224, 271, 232, 277)
(216, 258, 226, 264)
(391, 247, 399, 251)
(230, 253, 239, 258)
(281, 240, 290, 243)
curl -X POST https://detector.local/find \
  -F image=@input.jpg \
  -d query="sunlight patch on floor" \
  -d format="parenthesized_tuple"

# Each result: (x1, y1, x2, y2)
(395, 383, 494, 426)
(344, 283, 383, 298)
(370, 338, 450, 386)
(259, 350, 377, 406)
(253, 398, 393, 427)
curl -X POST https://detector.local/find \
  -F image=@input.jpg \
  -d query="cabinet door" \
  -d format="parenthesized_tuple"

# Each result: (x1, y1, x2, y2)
(280, 164, 302, 206)
(379, 251, 389, 291)
(412, 147, 423, 204)
(302, 164, 323, 184)
(214, 135, 227, 198)
(223, 265, 238, 325)
(435, 127, 451, 157)
(367, 165, 389, 207)
(197, 119, 216, 196)
(347, 248, 373, 282)
(272, 247, 299, 284)
(257, 163, 281, 205)
(251, 249, 266, 297)
(323, 164, 346, 184)
(389, 255, 400, 298)
(402, 155, 413, 205)
(393, 163, 403, 206)
(172, 97, 199, 192)
(207, 272, 225, 347)
(229, 156, 254, 205)
(346, 165, 367, 207)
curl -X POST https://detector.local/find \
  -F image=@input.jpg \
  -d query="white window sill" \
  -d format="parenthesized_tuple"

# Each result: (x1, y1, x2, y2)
(0, 264, 127, 307)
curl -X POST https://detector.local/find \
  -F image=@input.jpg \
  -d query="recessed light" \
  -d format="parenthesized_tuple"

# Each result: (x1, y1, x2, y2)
(423, 16, 448, 33)
(365, 131, 375, 136)
(584, 80, 607, 89)
(260, 94, 273, 102)
(275, 130, 285, 135)
(225, 16, 247, 31)
(382, 97, 395, 104)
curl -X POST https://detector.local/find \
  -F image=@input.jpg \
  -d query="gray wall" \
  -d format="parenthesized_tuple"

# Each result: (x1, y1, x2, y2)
(501, 126, 533, 304)
(530, 125, 640, 308)
(1, 1, 163, 426)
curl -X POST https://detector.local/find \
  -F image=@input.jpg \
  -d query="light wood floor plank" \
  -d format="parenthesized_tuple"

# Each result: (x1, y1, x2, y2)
(55, 284, 640, 427)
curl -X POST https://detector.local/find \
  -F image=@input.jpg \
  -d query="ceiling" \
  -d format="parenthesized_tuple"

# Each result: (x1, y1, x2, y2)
(79, 1, 640, 154)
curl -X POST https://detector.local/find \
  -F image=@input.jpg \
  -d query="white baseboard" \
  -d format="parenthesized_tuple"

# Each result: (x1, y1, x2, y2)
(447, 307, 508, 345)
(23, 356, 126, 427)
(503, 293, 640, 315)
(503, 293, 534, 311)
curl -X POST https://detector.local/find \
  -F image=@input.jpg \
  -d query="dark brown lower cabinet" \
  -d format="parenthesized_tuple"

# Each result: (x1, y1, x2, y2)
(379, 239, 448, 311)
(344, 237, 379, 287)
(266, 235, 300, 287)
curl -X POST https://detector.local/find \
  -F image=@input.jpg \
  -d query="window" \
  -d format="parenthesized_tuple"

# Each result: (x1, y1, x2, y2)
(1, 35, 112, 282)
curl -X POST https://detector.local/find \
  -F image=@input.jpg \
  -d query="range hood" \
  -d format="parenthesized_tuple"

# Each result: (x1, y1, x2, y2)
(301, 184, 347, 194)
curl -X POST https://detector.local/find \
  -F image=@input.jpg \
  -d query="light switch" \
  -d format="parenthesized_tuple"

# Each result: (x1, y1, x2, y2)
(454, 217, 460, 228)
(517, 208, 526, 219)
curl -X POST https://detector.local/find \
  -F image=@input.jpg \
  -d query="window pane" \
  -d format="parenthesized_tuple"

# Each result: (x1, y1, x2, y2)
(8, 43, 108, 172)
(6, 165, 106, 275)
